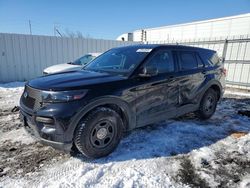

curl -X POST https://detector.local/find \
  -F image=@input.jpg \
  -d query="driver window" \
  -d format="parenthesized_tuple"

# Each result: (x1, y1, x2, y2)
(145, 50, 174, 73)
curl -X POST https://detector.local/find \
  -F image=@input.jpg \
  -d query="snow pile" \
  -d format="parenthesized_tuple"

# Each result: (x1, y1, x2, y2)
(225, 89, 250, 97)
(0, 82, 24, 108)
(0, 82, 25, 89)
(189, 133, 250, 187)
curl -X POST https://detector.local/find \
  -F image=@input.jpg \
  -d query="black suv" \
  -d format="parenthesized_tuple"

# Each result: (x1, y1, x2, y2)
(20, 45, 225, 158)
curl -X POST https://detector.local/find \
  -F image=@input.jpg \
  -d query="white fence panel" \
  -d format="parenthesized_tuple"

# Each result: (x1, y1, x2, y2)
(147, 36, 250, 89)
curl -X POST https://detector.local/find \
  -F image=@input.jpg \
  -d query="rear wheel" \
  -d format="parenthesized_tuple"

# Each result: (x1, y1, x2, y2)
(197, 88, 218, 119)
(74, 107, 123, 158)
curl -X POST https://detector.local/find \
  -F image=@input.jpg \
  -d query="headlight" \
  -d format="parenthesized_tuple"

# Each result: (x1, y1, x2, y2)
(41, 90, 88, 103)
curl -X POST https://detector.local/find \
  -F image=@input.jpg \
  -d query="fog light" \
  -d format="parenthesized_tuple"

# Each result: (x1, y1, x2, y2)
(35, 116, 54, 124)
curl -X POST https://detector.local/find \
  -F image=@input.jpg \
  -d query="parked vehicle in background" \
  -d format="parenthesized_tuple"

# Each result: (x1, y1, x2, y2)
(43, 53, 102, 74)
(20, 45, 225, 158)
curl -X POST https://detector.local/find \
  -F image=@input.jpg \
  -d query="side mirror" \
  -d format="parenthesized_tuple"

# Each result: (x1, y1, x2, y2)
(139, 66, 158, 77)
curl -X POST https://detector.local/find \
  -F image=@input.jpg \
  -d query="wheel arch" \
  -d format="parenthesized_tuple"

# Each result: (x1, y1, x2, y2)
(67, 96, 135, 141)
(199, 80, 223, 104)
(209, 84, 222, 101)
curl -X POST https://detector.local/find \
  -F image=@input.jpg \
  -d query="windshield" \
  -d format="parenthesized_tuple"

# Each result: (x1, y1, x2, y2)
(84, 47, 152, 75)
(72, 55, 96, 65)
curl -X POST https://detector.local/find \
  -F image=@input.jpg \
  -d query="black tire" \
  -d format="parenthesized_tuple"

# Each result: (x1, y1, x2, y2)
(197, 88, 218, 120)
(74, 107, 123, 158)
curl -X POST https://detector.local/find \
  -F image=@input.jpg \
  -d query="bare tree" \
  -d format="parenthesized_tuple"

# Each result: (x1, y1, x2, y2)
(85, 33, 92, 39)
(76, 31, 84, 38)
(65, 29, 76, 38)
(64, 28, 87, 38)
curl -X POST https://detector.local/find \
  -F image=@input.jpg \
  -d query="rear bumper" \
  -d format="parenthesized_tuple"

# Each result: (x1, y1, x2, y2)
(20, 108, 72, 152)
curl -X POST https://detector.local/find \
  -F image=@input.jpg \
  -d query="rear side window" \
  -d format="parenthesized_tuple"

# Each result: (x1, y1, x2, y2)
(178, 51, 199, 70)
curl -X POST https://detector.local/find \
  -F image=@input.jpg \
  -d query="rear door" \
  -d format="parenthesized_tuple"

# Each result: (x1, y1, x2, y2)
(175, 50, 206, 106)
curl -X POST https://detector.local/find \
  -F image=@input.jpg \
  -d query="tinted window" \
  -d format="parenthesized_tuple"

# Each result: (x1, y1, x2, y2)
(179, 52, 198, 70)
(145, 50, 174, 73)
(84, 47, 151, 75)
(200, 51, 219, 67)
(196, 54, 204, 68)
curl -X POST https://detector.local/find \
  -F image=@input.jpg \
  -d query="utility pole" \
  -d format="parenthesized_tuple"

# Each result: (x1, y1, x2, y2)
(29, 20, 32, 35)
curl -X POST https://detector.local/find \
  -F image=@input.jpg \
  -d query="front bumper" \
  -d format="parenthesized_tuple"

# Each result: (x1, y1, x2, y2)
(20, 108, 72, 152)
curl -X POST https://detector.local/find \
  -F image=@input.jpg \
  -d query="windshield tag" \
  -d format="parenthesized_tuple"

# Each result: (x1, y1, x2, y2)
(136, 49, 152, 53)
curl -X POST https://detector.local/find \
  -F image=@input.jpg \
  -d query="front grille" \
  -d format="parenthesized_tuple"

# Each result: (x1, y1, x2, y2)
(22, 95, 36, 109)
(22, 85, 43, 111)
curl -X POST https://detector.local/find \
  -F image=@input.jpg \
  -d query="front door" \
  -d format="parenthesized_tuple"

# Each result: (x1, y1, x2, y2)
(133, 48, 179, 127)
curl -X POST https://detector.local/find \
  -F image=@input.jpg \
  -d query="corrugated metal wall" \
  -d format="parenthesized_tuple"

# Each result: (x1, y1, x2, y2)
(0, 33, 138, 82)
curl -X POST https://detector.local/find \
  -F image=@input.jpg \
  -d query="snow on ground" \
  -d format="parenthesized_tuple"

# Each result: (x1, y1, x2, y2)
(0, 82, 24, 109)
(0, 82, 250, 188)
(225, 90, 250, 97)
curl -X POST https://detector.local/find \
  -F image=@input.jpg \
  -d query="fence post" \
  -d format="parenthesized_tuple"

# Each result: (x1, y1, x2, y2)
(222, 39, 228, 63)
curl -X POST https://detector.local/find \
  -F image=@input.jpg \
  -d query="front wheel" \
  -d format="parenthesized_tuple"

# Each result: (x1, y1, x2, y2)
(197, 88, 218, 119)
(74, 107, 123, 158)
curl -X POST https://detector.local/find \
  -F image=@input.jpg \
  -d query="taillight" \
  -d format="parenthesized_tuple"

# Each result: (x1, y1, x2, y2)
(221, 68, 227, 76)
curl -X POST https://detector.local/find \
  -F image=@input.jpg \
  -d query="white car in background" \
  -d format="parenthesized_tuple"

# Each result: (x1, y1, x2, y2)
(43, 53, 102, 75)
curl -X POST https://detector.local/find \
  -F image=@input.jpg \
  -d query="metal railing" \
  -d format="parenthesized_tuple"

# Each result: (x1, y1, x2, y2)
(147, 36, 250, 89)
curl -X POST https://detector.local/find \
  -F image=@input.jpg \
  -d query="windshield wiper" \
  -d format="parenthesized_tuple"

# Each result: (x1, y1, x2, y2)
(83, 68, 107, 73)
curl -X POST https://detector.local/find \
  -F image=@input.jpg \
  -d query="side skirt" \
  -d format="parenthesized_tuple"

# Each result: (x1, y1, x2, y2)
(135, 104, 199, 128)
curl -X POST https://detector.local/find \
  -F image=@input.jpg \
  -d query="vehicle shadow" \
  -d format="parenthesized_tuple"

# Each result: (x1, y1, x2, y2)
(75, 97, 250, 163)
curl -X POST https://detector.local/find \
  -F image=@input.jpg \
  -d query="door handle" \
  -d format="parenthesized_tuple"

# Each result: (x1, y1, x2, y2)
(168, 75, 176, 82)
(168, 75, 175, 80)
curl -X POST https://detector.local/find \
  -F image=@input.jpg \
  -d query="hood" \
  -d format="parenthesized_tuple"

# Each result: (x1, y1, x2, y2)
(43, 63, 82, 74)
(28, 70, 126, 91)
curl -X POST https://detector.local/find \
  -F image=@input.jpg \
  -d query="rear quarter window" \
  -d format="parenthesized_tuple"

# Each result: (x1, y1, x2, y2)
(201, 51, 221, 67)
(210, 53, 221, 65)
